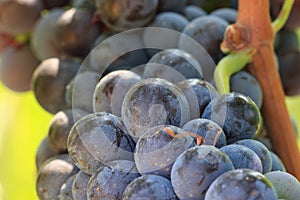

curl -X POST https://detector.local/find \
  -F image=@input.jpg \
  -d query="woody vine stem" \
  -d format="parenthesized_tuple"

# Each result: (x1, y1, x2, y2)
(214, 0, 300, 180)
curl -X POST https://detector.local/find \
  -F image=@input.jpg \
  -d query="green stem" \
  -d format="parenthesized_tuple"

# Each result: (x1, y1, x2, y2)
(272, 0, 295, 33)
(214, 49, 255, 94)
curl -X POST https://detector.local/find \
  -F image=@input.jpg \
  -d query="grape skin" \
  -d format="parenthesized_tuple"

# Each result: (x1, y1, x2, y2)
(204, 169, 278, 200)
(121, 78, 190, 141)
(265, 171, 300, 200)
(123, 175, 178, 200)
(87, 160, 140, 200)
(31, 58, 81, 114)
(95, 0, 158, 31)
(93, 70, 142, 116)
(235, 139, 272, 174)
(220, 144, 263, 172)
(171, 145, 234, 200)
(31, 8, 66, 61)
(36, 154, 79, 200)
(182, 118, 227, 148)
(0, 45, 39, 92)
(0, 0, 44, 35)
(134, 125, 195, 178)
(72, 170, 91, 200)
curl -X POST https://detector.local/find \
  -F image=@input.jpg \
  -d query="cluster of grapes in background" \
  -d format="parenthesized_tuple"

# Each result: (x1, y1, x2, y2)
(1, 0, 300, 199)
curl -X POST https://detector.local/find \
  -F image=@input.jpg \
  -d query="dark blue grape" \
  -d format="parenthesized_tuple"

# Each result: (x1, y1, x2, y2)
(202, 93, 262, 144)
(135, 125, 196, 178)
(93, 70, 142, 116)
(54, 8, 102, 58)
(179, 15, 228, 64)
(182, 5, 207, 21)
(36, 154, 79, 200)
(205, 169, 278, 200)
(72, 170, 91, 200)
(235, 139, 272, 173)
(143, 12, 189, 57)
(48, 109, 88, 153)
(36, 138, 60, 170)
(144, 49, 203, 84)
(89, 30, 150, 75)
(148, 12, 189, 31)
(171, 145, 234, 200)
(182, 118, 226, 147)
(278, 49, 300, 96)
(121, 78, 190, 141)
(265, 171, 300, 200)
(220, 144, 263, 172)
(276, 28, 299, 53)
(87, 160, 140, 200)
(210, 8, 237, 24)
(230, 71, 263, 108)
(269, 151, 286, 172)
(58, 175, 75, 200)
(67, 112, 135, 174)
(95, 0, 158, 31)
(123, 174, 178, 200)
(177, 79, 219, 119)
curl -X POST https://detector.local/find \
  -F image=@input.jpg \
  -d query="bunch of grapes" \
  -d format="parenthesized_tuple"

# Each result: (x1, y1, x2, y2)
(1, 0, 300, 199)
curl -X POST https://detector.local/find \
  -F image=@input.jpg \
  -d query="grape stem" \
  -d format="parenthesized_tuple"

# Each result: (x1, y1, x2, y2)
(214, 49, 255, 94)
(272, 0, 295, 33)
(217, 0, 300, 180)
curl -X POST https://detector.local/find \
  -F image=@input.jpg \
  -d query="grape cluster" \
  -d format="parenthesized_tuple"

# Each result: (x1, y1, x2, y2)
(1, 0, 300, 200)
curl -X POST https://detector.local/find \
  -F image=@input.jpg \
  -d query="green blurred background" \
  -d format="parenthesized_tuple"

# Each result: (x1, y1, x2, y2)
(0, 81, 300, 200)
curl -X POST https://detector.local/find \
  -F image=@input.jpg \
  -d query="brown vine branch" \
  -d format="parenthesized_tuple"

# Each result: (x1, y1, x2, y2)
(221, 0, 300, 179)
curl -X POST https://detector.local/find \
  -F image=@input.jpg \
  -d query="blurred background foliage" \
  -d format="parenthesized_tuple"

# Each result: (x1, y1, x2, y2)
(0, 82, 52, 200)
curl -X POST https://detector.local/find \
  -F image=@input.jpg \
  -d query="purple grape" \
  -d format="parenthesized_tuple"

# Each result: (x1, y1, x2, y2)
(177, 79, 219, 119)
(202, 93, 262, 144)
(58, 175, 75, 200)
(123, 174, 178, 200)
(179, 15, 228, 64)
(93, 70, 142, 116)
(35, 138, 60, 170)
(87, 160, 140, 200)
(220, 144, 263, 172)
(235, 139, 272, 173)
(182, 118, 227, 148)
(265, 171, 300, 200)
(54, 8, 102, 57)
(144, 49, 203, 84)
(230, 71, 263, 108)
(0, 44, 39, 92)
(134, 125, 196, 178)
(31, 8, 66, 61)
(121, 78, 190, 141)
(48, 109, 88, 153)
(31, 58, 81, 114)
(205, 169, 278, 200)
(72, 171, 91, 200)
(171, 145, 234, 200)
(0, 0, 44, 35)
(183, 5, 207, 21)
(210, 8, 237, 24)
(270, 151, 286, 172)
(36, 154, 79, 200)
(95, 0, 158, 31)
(67, 112, 136, 173)
(69, 71, 101, 113)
